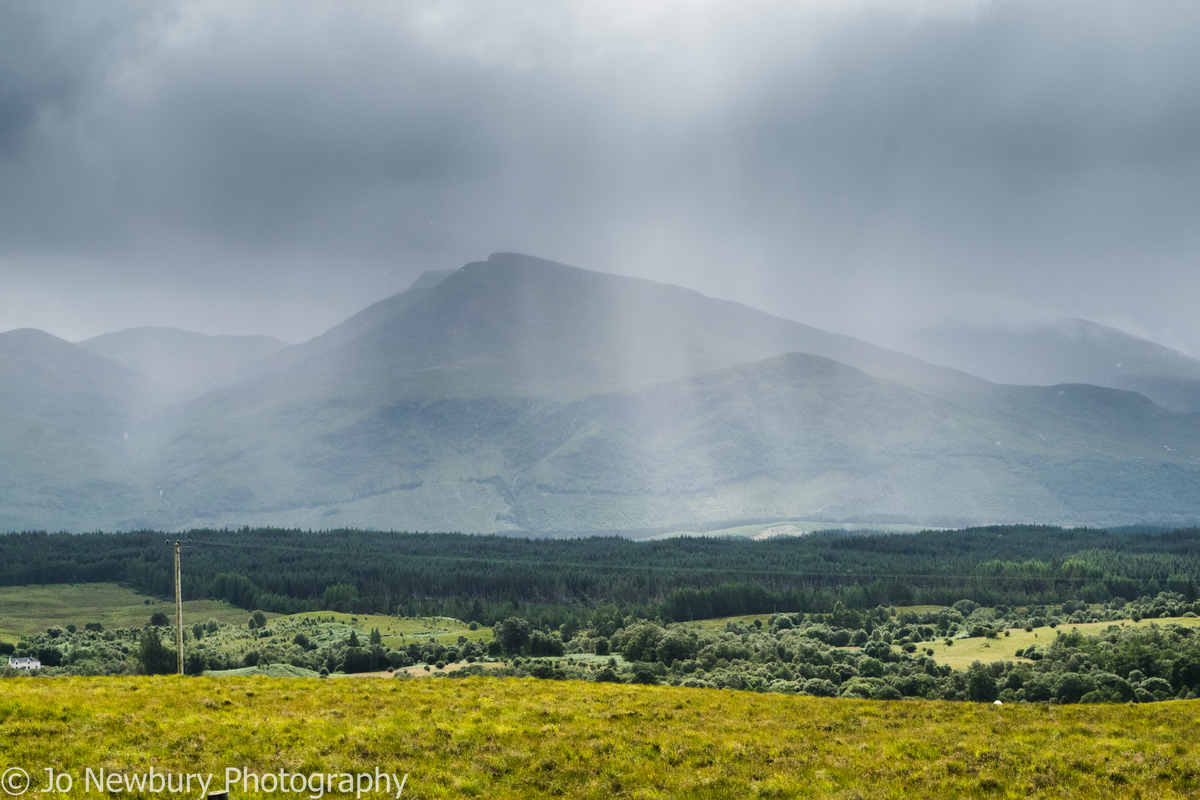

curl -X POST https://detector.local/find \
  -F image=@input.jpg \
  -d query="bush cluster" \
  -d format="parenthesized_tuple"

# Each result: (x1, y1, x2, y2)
(10, 594, 1200, 706)
(460, 595, 1200, 704)
(2, 615, 479, 677)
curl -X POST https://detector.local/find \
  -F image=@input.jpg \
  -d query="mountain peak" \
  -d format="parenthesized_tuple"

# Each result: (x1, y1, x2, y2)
(487, 251, 573, 267)
(405, 268, 455, 292)
(1, 327, 69, 345)
(1, 327, 132, 373)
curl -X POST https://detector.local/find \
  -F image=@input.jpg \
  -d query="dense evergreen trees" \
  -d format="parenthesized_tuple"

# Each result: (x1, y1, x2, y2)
(2, 526, 1197, 626)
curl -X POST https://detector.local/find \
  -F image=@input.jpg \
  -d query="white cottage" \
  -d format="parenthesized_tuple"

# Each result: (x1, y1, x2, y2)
(7, 656, 41, 670)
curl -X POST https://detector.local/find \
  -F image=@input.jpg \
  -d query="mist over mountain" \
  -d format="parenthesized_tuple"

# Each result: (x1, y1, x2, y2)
(249, 269, 455, 376)
(253, 253, 983, 402)
(910, 320, 1200, 414)
(0, 328, 158, 529)
(2, 254, 1199, 534)
(78, 328, 290, 405)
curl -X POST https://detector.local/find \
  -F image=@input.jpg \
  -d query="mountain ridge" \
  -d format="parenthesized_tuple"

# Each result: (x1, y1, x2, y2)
(2, 254, 1199, 533)
(272, 252, 989, 402)
(910, 319, 1200, 413)
(78, 327, 290, 406)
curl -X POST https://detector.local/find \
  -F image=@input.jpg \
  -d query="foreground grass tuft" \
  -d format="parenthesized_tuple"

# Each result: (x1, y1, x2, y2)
(1, 676, 1198, 798)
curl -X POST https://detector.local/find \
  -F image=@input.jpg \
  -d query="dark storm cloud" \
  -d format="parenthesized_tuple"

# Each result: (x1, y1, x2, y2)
(2, 0, 1200, 350)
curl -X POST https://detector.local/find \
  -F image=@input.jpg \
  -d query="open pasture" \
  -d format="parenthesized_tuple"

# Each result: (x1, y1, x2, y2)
(0, 584, 492, 651)
(273, 611, 492, 648)
(1, 675, 1198, 799)
(915, 617, 1200, 671)
(0, 583, 259, 644)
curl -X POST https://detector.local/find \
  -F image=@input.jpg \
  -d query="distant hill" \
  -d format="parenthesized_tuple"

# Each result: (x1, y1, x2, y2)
(498, 354, 1200, 532)
(2, 254, 1199, 533)
(78, 327, 289, 404)
(910, 319, 1200, 413)
(139, 347, 1200, 533)
(0, 329, 159, 531)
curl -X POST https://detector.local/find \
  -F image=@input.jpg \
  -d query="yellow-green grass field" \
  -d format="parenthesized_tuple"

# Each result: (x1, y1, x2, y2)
(273, 611, 493, 648)
(2, 676, 1198, 799)
(0, 583, 264, 645)
(912, 617, 1200, 670)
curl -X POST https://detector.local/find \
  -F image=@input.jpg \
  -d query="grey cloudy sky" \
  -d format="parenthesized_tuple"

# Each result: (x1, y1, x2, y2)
(2, 0, 1199, 353)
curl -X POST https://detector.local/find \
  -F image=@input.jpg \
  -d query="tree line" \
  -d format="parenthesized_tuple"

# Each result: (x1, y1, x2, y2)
(1, 525, 1198, 628)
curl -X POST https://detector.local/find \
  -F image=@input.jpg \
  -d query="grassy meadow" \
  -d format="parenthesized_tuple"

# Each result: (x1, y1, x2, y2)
(0, 584, 492, 650)
(2, 675, 1199, 799)
(911, 617, 1200, 671)
(0, 583, 259, 645)
(274, 611, 493, 649)
(5, 584, 1200, 796)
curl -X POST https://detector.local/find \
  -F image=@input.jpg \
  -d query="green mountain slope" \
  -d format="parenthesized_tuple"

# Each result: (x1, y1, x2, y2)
(144, 352, 1200, 533)
(471, 355, 1200, 532)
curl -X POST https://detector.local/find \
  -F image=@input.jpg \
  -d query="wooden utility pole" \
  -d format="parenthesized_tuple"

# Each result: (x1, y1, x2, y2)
(169, 538, 191, 675)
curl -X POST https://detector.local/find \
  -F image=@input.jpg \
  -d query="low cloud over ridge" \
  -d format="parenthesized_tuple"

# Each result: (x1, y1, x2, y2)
(1, 0, 1199, 351)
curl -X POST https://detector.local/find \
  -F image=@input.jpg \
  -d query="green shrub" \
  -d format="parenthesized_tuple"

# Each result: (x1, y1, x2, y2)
(136, 629, 174, 675)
